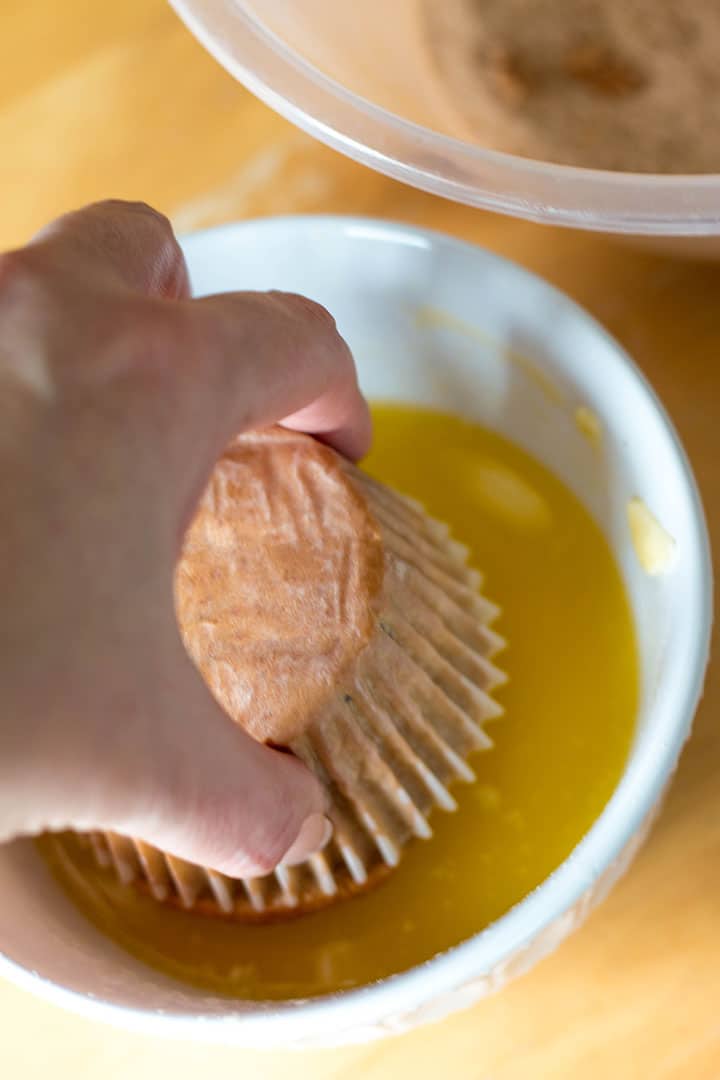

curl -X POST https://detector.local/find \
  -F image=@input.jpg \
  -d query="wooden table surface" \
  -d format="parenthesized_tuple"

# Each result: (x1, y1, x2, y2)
(1, 3, 719, 1077)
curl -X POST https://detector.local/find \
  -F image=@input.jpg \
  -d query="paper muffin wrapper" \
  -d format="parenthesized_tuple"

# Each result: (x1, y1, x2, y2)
(90, 465, 506, 921)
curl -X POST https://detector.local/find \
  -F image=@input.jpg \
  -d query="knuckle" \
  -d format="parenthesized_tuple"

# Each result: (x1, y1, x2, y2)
(270, 290, 338, 330)
(118, 201, 178, 251)
(76, 200, 182, 291)
(93, 201, 186, 298)
(93, 199, 171, 232)
(277, 293, 355, 385)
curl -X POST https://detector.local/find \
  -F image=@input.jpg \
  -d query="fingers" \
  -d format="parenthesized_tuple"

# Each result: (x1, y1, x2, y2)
(280, 358, 373, 462)
(0, 200, 356, 878)
(28, 199, 190, 300)
(171, 291, 369, 486)
(188, 290, 371, 459)
(269, 291, 372, 460)
(164, 289, 370, 528)
(22, 200, 370, 464)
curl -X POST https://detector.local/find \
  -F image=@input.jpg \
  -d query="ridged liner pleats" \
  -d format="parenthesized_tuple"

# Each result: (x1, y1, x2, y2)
(90, 460, 505, 920)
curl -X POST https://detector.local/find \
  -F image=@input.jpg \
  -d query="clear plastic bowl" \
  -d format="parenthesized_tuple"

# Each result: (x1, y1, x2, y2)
(170, 0, 720, 239)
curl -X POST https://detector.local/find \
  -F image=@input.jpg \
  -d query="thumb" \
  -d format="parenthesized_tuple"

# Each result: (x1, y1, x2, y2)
(35, 639, 332, 885)
(2, 631, 332, 879)
(94, 652, 331, 880)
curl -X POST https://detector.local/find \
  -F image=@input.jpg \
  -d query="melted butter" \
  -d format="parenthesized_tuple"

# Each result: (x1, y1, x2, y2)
(38, 405, 638, 1000)
(627, 496, 676, 575)
(575, 405, 603, 448)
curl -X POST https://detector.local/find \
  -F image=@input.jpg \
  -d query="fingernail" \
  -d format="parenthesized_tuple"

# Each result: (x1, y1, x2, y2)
(280, 813, 333, 867)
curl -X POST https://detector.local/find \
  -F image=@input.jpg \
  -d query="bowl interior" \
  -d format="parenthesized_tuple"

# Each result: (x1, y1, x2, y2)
(0, 217, 709, 1043)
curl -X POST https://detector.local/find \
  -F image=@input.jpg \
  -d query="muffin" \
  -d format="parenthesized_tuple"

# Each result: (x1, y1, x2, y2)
(88, 427, 506, 920)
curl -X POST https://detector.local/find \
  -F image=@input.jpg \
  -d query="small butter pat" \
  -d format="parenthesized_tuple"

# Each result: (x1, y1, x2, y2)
(627, 497, 676, 575)
(575, 406, 603, 447)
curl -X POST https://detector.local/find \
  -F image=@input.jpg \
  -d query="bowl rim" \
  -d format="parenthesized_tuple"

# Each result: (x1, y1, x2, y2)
(0, 215, 713, 1042)
(170, 0, 720, 235)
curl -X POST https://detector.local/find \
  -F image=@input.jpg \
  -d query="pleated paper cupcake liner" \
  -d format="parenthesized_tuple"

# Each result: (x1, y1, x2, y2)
(91, 460, 505, 921)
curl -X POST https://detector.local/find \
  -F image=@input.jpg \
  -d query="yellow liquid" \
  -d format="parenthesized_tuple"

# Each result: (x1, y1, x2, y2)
(39, 405, 638, 1000)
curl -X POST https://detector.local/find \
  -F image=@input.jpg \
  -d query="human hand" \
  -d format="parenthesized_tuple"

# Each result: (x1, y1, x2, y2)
(0, 200, 371, 877)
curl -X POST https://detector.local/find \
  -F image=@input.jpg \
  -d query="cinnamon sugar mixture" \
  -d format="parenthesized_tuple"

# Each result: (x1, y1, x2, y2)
(423, 0, 720, 172)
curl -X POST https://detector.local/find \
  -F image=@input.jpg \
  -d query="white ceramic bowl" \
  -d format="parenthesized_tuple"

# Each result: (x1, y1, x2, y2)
(0, 218, 711, 1047)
